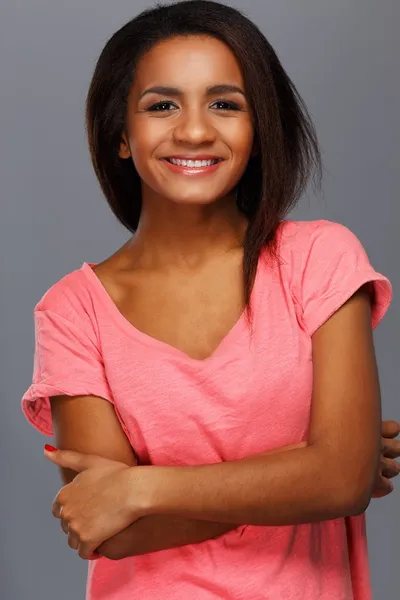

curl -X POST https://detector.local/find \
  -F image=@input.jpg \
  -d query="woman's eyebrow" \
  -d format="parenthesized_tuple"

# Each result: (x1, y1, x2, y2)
(139, 84, 245, 99)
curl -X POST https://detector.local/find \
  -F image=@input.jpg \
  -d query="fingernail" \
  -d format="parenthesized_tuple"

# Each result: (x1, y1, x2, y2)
(44, 444, 58, 452)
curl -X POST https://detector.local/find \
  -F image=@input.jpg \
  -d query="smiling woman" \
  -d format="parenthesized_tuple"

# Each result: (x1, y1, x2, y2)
(118, 35, 255, 215)
(20, 1, 398, 600)
(85, 0, 322, 309)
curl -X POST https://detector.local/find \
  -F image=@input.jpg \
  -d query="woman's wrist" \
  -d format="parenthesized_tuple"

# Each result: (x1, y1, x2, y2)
(126, 465, 178, 519)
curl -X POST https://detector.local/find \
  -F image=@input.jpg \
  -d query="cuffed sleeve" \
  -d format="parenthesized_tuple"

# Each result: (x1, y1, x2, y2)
(298, 221, 392, 336)
(22, 309, 113, 436)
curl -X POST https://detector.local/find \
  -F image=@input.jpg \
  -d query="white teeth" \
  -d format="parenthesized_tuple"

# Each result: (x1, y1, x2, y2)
(168, 158, 218, 167)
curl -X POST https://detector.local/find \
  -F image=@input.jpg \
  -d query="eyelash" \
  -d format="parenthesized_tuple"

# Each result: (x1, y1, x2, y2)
(146, 100, 241, 112)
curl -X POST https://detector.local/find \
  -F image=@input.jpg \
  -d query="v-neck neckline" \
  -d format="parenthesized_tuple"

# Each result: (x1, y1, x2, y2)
(80, 259, 262, 366)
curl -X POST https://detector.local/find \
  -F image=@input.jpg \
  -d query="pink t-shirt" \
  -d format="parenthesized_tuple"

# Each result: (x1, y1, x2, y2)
(22, 220, 392, 600)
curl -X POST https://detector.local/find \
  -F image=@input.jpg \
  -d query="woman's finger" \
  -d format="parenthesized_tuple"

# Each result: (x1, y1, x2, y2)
(52, 497, 63, 519)
(67, 529, 80, 551)
(60, 519, 69, 535)
(382, 437, 400, 459)
(372, 475, 394, 498)
(381, 457, 400, 479)
(44, 446, 119, 472)
(381, 420, 400, 439)
(78, 541, 95, 560)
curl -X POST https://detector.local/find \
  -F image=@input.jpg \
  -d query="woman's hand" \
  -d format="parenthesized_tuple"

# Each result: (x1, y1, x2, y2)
(298, 421, 399, 499)
(372, 420, 400, 498)
(44, 419, 399, 560)
(44, 447, 144, 559)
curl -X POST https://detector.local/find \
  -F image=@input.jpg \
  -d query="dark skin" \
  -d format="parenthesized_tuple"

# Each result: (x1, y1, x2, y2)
(374, 420, 400, 496)
(49, 395, 400, 559)
(45, 35, 399, 559)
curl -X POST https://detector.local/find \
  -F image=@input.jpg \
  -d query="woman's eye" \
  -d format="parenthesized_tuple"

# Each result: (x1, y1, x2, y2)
(211, 100, 241, 111)
(147, 101, 177, 112)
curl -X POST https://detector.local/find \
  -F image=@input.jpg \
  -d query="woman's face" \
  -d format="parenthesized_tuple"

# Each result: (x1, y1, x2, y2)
(119, 35, 255, 207)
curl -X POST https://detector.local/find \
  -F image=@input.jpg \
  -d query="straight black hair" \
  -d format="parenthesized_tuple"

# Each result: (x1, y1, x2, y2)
(85, 0, 322, 314)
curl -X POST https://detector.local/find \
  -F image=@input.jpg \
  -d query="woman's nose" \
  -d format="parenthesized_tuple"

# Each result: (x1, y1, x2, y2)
(172, 109, 216, 146)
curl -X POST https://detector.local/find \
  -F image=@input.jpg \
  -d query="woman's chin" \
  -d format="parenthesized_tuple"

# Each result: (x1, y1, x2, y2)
(163, 193, 226, 207)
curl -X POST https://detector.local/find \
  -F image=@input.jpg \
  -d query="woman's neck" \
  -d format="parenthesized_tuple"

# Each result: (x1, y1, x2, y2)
(127, 194, 248, 271)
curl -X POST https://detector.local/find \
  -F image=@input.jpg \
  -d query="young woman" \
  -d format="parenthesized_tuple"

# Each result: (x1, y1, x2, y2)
(22, 1, 399, 599)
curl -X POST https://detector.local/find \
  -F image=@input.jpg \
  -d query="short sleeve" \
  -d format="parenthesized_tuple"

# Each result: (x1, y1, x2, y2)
(21, 309, 113, 436)
(297, 221, 392, 336)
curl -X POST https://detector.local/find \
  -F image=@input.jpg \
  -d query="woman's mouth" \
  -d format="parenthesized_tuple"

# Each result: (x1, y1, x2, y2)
(160, 156, 224, 176)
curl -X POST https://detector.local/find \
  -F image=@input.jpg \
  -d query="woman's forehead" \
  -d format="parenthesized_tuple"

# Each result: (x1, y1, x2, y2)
(133, 35, 245, 90)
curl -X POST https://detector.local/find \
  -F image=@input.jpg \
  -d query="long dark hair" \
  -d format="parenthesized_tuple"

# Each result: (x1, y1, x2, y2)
(85, 0, 322, 314)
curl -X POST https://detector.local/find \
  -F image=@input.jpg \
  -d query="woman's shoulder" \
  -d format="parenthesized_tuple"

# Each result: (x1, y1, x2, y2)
(277, 218, 358, 250)
(33, 263, 95, 326)
(275, 218, 368, 270)
(274, 219, 391, 334)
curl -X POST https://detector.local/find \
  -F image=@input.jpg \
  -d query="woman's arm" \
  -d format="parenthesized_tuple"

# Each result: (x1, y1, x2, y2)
(47, 288, 396, 557)
(133, 287, 382, 525)
(49, 394, 237, 558)
(50, 392, 309, 558)
(98, 440, 306, 558)
(50, 395, 309, 558)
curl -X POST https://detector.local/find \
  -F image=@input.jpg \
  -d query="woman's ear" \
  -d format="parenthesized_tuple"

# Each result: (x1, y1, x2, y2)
(119, 131, 131, 159)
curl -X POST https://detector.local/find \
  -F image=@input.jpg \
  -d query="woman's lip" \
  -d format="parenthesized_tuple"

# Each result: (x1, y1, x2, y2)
(159, 158, 224, 176)
(163, 156, 223, 161)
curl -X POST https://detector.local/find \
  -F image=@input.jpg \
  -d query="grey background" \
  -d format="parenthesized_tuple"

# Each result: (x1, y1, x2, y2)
(1, 1, 398, 598)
